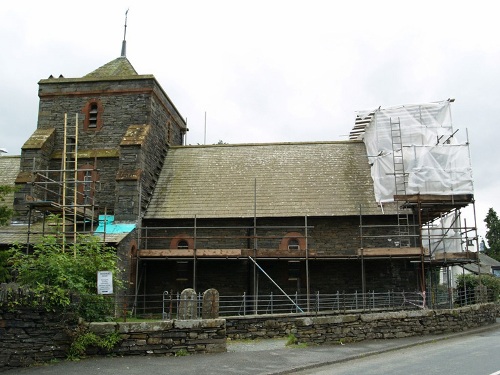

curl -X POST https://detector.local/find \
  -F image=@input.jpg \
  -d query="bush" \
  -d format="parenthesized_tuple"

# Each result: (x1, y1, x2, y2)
(456, 273, 500, 304)
(8, 234, 122, 320)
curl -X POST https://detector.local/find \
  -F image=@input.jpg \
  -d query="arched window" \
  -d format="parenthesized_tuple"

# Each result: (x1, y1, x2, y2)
(77, 164, 98, 205)
(279, 232, 306, 251)
(83, 99, 103, 131)
(170, 234, 194, 250)
(288, 238, 300, 250)
(177, 239, 189, 249)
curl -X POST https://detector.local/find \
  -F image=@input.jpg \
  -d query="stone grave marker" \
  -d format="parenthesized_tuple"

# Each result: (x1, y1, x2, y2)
(178, 288, 197, 319)
(202, 288, 219, 319)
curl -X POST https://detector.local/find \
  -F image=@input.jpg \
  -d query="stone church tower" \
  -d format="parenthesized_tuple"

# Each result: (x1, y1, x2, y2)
(13, 55, 187, 224)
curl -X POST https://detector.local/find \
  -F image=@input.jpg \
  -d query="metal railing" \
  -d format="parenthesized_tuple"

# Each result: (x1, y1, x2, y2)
(64, 287, 497, 321)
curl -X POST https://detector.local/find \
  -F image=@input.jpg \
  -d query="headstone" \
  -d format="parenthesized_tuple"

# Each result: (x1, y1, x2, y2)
(178, 288, 197, 319)
(202, 288, 219, 319)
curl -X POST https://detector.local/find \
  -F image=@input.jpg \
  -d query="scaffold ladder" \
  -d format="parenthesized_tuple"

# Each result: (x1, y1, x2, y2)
(390, 117, 411, 247)
(61, 113, 79, 252)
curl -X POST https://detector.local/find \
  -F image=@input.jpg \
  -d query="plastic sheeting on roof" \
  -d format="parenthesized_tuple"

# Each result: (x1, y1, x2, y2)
(355, 100, 474, 204)
(95, 215, 136, 234)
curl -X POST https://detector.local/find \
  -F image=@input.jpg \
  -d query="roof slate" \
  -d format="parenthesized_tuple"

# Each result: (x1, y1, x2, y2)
(84, 57, 138, 78)
(145, 141, 384, 219)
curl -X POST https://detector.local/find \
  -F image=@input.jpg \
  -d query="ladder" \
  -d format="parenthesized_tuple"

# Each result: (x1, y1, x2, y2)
(390, 117, 411, 247)
(61, 113, 79, 250)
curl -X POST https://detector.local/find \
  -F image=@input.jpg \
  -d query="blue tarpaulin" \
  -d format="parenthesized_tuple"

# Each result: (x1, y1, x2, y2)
(94, 215, 135, 234)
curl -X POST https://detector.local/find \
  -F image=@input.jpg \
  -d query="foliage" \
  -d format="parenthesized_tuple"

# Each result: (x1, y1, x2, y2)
(456, 273, 500, 302)
(484, 208, 500, 261)
(0, 249, 11, 283)
(285, 333, 298, 346)
(0, 185, 15, 226)
(174, 348, 189, 357)
(8, 234, 122, 318)
(68, 329, 122, 359)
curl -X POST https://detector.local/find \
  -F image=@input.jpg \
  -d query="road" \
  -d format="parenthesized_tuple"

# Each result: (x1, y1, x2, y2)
(295, 328, 500, 375)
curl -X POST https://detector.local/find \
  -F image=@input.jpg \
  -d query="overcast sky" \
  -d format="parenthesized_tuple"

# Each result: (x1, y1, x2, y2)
(0, 0, 498, 239)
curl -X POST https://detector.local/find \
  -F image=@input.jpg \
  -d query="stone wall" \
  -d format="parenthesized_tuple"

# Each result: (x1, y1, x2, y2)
(142, 258, 418, 297)
(1, 304, 497, 372)
(0, 307, 226, 372)
(226, 303, 498, 344)
(87, 319, 226, 356)
(14, 75, 186, 223)
(0, 308, 78, 372)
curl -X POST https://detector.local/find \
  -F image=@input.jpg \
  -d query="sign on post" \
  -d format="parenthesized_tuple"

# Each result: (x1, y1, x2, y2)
(97, 271, 113, 295)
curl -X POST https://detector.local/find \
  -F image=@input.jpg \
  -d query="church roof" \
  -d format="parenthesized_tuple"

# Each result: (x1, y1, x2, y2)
(145, 141, 387, 220)
(84, 57, 138, 78)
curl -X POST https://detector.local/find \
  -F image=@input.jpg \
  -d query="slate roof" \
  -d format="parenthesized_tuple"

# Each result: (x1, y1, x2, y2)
(464, 253, 500, 275)
(145, 140, 386, 220)
(0, 156, 20, 208)
(0, 222, 131, 246)
(84, 57, 138, 78)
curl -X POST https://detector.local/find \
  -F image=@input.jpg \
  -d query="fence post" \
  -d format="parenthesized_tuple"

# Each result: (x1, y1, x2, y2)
(176, 291, 180, 316)
(316, 291, 320, 313)
(355, 290, 358, 310)
(270, 292, 273, 315)
(372, 290, 375, 309)
(295, 291, 298, 313)
(243, 292, 246, 316)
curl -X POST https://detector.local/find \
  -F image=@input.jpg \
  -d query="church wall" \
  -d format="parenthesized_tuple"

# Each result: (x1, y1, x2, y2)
(137, 216, 419, 296)
(141, 215, 404, 255)
(139, 258, 418, 297)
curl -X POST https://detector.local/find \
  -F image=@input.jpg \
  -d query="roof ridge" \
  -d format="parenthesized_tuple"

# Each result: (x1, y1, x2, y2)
(171, 140, 361, 149)
(84, 56, 138, 78)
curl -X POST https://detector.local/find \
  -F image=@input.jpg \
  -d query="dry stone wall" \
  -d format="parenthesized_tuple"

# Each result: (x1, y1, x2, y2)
(0, 308, 78, 371)
(87, 319, 226, 356)
(1, 303, 497, 372)
(226, 303, 498, 344)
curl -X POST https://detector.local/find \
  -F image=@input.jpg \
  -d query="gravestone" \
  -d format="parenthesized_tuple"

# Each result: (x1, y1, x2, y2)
(202, 288, 219, 319)
(178, 288, 197, 319)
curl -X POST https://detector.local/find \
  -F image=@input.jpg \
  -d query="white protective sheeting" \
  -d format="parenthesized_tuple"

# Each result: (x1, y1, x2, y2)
(356, 101, 474, 203)
(423, 212, 463, 255)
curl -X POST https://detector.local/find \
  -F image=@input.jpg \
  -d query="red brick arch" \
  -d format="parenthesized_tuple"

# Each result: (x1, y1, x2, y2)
(170, 234, 194, 250)
(279, 232, 306, 251)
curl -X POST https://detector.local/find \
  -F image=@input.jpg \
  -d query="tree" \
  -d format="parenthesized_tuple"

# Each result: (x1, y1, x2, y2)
(484, 208, 500, 261)
(8, 235, 122, 321)
(456, 273, 500, 304)
(0, 185, 15, 226)
(0, 185, 16, 282)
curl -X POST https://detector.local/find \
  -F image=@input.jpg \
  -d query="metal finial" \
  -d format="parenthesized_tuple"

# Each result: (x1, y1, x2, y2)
(121, 9, 129, 57)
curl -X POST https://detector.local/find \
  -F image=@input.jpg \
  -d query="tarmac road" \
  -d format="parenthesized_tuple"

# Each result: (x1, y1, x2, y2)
(14, 321, 500, 375)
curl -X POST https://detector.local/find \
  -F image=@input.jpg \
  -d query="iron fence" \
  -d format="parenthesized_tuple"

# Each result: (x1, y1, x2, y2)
(104, 287, 497, 320)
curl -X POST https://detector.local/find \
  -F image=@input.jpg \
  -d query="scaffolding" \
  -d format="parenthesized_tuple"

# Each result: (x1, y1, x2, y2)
(353, 100, 479, 301)
(26, 114, 100, 252)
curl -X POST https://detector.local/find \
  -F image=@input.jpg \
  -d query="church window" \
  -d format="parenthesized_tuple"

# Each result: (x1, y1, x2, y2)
(279, 232, 306, 251)
(170, 234, 194, 250)
(88, 103, 98, 128)
(288, 238, 300, 250)
(177, 240, 189, 249)
(83, 99, 103, 131)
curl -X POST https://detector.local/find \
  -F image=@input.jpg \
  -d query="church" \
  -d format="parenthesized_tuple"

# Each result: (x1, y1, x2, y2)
(0, 38, 478, 310)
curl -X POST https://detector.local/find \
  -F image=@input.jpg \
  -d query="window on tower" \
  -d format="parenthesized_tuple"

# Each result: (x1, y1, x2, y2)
(83, 99, 103, 131)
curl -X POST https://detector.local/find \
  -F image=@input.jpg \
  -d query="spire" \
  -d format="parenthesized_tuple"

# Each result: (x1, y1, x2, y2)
(121, 9, 129, 57)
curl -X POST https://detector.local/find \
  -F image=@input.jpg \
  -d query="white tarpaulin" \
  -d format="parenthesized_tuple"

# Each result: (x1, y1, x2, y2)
(423, 212, 463, 255)
(356, 100, 474, 203)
